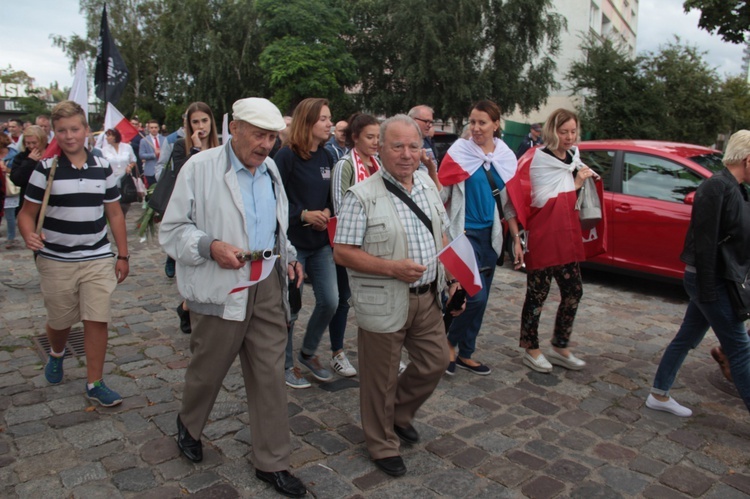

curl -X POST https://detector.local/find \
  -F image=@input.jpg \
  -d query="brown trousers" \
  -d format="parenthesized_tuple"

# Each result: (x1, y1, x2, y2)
(358, 292, 449, 459)
(179, 272, 290, 471)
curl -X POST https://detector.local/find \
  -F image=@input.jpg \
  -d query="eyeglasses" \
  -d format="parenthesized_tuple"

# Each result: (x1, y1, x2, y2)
(413, 117, 434, 127)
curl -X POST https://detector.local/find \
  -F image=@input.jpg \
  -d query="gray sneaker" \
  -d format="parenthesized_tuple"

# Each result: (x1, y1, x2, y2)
(285, 366, 311, 389)
(298, 353, 332, 382)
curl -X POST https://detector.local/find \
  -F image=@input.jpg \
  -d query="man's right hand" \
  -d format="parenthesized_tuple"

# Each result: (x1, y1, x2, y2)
(210, 240, 246, 269)
(389, 259, 427, 283)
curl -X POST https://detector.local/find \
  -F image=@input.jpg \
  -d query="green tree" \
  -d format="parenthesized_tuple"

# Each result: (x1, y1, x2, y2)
(348, 0, 563, 127)
(257, 0, 358, 113)
(647, 40, 727, 145)
(0, 66, 35, 85)
(482, 0, 566, 117)
(719, 76, 750, 132)
(683, 0, 749, 44)
(53, 0, 163, 119)
(568, 36, 665, 139)
(156, 0, 267, 118)
(569, 37, 728, 145)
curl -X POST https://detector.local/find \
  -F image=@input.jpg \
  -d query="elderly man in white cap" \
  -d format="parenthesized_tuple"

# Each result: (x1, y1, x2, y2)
(160, 97, 307, 497)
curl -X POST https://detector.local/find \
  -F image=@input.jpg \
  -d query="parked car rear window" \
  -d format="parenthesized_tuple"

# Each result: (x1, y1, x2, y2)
(622, 153, 703, 203)
(687, 153, 724, 174)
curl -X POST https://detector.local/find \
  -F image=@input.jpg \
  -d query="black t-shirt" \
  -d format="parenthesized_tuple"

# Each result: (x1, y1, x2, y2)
(275, 146, 334, 250)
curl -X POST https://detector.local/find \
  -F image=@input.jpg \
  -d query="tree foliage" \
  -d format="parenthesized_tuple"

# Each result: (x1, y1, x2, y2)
(569, 37, 730, 145)
(719, 76, 750, 132)
(568, 37, 664, 140)
(348, 0, 564, 127)
(257, 0, 358, 114)
(683, 0, 749, 44)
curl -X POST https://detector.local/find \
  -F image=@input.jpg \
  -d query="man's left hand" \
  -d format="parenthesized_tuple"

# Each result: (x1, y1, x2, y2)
(115, 260, 129, 283)
(288, 261, 304, 287)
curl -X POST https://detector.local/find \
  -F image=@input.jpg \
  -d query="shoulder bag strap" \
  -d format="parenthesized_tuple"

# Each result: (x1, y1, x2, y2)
(383, 177, 433, 235)
(483, 165, 505, 220)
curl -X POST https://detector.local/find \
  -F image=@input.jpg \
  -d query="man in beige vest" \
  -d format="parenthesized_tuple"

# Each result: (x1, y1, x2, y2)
(334, 114, 462, 477)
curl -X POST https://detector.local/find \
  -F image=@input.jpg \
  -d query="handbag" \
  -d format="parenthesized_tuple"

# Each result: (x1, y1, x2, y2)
(575, 176, 602, 231)
(727, 274, 750, 321)
(5, 173, 20, 196)
(147, 155, 177, 215)
(134, 175, 146, 199)
(119, 174, 138, 204)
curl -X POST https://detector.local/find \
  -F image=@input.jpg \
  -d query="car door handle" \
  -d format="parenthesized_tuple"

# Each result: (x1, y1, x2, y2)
(615, 203, 631, 212)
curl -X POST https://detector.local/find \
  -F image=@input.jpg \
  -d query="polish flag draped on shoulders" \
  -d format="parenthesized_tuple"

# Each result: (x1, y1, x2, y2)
(229, 257, 278, 294)
(438, 137, 517, 187)
(513, 147, 605, 270)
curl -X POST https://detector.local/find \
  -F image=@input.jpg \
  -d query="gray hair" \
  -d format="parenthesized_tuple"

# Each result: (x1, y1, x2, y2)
(379, 114, 423, 145)
(407, 105, 434, 119)
(723, 130, 750, 166)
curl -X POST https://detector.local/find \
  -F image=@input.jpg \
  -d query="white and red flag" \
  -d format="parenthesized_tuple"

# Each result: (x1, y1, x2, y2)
(103, 102, 139, 143)
(438, 137, 517, 187)
(228, 256, 278, 294)
(43, 60, 90, 159)
(437, 233, 482, 297)
(508, 147, 606, 270)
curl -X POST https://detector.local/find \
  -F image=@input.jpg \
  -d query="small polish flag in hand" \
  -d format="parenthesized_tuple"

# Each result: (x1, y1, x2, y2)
(437, 233, 483, 297)
(229, 256, 278, 294)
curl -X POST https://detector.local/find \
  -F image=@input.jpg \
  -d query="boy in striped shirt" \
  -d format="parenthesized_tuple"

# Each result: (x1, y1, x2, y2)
(18, 100, 130, 407)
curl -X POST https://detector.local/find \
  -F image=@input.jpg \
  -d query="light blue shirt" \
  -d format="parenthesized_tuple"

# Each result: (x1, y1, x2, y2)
(228, 141, 277, 252)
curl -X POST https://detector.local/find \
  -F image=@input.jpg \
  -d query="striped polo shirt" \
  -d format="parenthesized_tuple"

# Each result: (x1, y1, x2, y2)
(24, 151, 121, 262)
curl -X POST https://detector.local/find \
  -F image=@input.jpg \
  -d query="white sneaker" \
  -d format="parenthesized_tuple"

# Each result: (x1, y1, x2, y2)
(330, 351, 357, 377)
(398, 361, 407, 375)
(645, 394, 692, 417)
(523, 352, 553, 373)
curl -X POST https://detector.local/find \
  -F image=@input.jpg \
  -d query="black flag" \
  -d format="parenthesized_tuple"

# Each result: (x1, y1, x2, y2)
(94, 5, 129, 104)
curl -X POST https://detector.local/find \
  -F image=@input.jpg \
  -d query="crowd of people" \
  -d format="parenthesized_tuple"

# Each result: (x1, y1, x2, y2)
(2, 94, 749, 497)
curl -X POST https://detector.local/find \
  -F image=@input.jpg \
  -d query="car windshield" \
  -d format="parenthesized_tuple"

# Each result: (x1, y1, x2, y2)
(688, 153, 724, 173)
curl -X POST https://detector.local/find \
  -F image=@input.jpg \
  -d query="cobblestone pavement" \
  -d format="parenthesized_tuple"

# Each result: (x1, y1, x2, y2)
(1, 208, 749, 498)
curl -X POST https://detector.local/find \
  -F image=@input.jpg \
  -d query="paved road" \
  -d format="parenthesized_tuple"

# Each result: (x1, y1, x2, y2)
(1, 208, 749, 498)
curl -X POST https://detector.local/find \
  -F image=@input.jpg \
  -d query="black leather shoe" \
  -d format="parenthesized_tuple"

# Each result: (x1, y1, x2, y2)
(374, 455, 407, 477)
(255, 469, 307, 497)
(176, 415, 202, 462)
(394, 424, 420, 444)
(176, 304, 192, 334)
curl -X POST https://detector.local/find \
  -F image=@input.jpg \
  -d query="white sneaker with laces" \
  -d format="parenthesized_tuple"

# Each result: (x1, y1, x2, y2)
(645, 394, 692, 417)
(330, 351, 357, 377)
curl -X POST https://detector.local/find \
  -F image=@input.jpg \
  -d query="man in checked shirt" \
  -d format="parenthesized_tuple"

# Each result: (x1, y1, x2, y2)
(334, 114, 463, 477)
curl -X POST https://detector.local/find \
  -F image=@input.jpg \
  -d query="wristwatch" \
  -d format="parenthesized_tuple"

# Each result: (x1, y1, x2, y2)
(117, 255, 130, 261)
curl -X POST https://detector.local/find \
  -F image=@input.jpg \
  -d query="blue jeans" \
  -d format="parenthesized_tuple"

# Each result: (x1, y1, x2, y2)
(652, 271, 750, 413)
(5, 205, 16, 240)
(285, 245, 338, 369)
(328, 264, 351, 353)
(447, 228, 497, 360)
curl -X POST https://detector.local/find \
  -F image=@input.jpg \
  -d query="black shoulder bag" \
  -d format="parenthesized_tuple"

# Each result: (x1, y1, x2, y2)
(383, 178, 433, 234)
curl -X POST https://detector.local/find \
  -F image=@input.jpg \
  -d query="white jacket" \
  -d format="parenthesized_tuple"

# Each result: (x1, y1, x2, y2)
(159, 141, 296, 321)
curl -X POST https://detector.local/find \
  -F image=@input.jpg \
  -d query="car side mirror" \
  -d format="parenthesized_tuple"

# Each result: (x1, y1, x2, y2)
(684, 191, 696, 205)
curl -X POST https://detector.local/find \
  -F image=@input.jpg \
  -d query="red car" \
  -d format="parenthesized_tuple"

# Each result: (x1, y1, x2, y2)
(517, 140, 724, 280)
